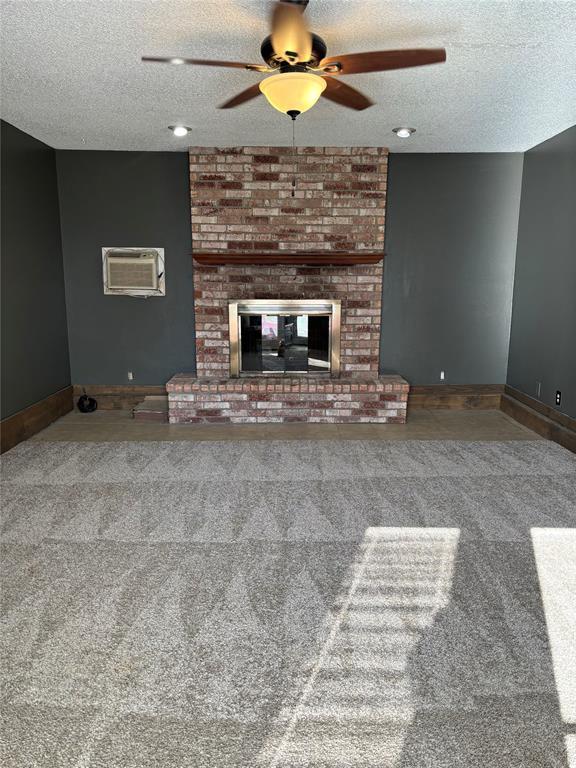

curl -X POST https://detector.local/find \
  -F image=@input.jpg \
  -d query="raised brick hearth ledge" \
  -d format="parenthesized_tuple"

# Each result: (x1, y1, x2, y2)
(167, 374, 409, 424)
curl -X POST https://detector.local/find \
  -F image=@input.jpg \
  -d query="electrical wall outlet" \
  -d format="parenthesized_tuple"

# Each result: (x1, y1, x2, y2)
(440, 371, 445, 381)
(127, 371, 134, 381)
(556, 390, 562, 406)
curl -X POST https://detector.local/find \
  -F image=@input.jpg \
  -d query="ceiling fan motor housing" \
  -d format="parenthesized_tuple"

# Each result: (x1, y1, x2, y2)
(261, 33, 327, 69)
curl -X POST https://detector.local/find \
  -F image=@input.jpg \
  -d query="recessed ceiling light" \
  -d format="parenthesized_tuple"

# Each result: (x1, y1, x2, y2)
(170, 57, 185, 65)
(393, 127, 416, 138)
(169, 125, 191, 137)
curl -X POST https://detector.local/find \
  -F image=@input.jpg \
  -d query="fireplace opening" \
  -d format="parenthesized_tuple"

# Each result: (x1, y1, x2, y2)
(229, 299, 341, 377)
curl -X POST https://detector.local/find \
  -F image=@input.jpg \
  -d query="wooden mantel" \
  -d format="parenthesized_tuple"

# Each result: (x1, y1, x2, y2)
(192, 251, 384, 266)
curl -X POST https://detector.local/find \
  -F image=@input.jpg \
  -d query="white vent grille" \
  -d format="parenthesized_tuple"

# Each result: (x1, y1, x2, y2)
(102, 247, 165, 297)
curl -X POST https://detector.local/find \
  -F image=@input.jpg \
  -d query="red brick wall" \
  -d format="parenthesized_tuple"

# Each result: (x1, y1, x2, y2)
(189, 146, 387, 252)
(194, 263, 383, 378)
(190, 146, 388, 379)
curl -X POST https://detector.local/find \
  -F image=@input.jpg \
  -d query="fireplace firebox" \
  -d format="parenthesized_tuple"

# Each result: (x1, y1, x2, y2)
(228, 299, 341, 377)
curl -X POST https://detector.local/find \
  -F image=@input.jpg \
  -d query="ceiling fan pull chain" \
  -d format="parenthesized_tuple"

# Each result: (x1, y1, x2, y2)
(287, 109, 299, 197)
(292, 117, 296, 196)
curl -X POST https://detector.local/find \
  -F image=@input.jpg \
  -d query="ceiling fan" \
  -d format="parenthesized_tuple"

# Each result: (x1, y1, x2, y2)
(142, 0, 446, 117)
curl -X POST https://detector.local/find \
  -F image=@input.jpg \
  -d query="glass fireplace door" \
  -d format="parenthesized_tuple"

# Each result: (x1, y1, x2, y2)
(239, 313, 331, 375)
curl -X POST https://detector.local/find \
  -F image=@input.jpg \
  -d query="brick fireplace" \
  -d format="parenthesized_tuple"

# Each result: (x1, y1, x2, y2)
(167, 146, 408, 424)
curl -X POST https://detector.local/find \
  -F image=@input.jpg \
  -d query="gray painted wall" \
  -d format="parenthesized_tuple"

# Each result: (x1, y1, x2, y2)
(56, 151, 195, 385)
(1, 121, 70, 419)
(380, 153, 524, 385)
(7, 133, 571, 404)
(507, 125, 576, 418)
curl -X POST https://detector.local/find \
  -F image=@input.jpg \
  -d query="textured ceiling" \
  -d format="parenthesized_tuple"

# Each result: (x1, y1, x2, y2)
(1, 0, 575, 152)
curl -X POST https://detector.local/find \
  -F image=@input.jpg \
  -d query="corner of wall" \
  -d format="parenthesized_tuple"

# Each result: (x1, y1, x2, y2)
(504, 152, 525, 386)
(54, 149, 73, 384)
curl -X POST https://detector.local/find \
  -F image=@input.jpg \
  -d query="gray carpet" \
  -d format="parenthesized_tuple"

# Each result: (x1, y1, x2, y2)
(1, 439, 575, 767)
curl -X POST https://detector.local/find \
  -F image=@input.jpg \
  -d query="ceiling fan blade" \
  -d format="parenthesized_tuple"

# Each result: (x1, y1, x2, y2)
(321, 76, 374, 111)
(270, 1, 312, 64)
(219, 83, 263, 109)
(320, 48, 446, 75)
(142, 56, 269, 72)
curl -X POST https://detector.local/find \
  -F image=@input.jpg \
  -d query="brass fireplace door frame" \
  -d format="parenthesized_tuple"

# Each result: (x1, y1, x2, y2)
(228, 299, 342, 377)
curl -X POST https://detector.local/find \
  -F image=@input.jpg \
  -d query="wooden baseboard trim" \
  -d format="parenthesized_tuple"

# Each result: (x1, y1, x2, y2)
(72, 384, 167, 411)
(501, 387, 576, 453)
(1, 386, 73, 454)
(504, 386, 575, 431)
(408, 384, 504, 410)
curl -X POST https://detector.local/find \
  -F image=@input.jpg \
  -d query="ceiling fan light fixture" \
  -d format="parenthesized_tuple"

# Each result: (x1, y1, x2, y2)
(393, 127, 416, 138)
(169, 125, 190, 137)
(259, 72, 326, 115)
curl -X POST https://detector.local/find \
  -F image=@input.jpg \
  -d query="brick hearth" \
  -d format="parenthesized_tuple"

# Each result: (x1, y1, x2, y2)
(168, 375, 408, 424)
(167, 145, 409, 425)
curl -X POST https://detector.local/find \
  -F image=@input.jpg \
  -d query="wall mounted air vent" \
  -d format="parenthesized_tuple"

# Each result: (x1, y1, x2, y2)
(102, 247, 165, 297)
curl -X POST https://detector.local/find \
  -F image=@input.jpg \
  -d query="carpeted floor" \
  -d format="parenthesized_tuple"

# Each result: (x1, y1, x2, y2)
(1, 439, 575, 767)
